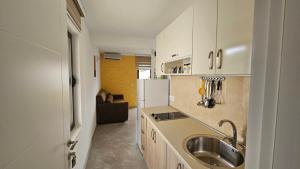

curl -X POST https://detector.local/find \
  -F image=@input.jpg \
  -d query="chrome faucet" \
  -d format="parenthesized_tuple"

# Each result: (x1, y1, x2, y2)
(218, 119, 237, 147)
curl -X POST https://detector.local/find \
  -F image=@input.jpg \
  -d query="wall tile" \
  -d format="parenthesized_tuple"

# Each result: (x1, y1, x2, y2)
(170, 76, 250, 143)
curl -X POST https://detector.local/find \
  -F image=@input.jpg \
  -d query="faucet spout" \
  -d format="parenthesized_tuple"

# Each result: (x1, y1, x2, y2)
(218, 119, 237, 147)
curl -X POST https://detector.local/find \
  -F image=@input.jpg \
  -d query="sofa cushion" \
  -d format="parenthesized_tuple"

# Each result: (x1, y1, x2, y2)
(99, 89, 107, 102)
(106, 94, 114, 103)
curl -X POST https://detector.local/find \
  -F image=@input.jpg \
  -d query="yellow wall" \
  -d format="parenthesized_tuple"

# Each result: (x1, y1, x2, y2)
(100, 55, 137, 107)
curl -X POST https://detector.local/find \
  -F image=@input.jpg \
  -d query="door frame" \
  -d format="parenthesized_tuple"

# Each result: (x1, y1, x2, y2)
(66, 14, 83, 141)
(245, 0, 286, 168)
(62, 14, 83, 169)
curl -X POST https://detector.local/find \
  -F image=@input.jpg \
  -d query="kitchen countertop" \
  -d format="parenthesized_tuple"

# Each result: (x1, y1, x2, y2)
(142, 106, 245, 169)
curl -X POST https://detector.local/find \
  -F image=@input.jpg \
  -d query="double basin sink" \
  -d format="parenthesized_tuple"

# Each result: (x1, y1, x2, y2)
(183, 135, 245, 168)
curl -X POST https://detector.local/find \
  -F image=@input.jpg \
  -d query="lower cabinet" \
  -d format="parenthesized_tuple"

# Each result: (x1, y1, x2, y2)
(167, 146, 191, 169)
(142, 114, 191, 169)
(144, 119, 167, 169)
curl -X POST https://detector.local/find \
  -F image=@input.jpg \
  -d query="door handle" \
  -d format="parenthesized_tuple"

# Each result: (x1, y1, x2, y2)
(151, 129, 154, 140)
(68, 152, 77, 168)
(68, 140, 78, 150)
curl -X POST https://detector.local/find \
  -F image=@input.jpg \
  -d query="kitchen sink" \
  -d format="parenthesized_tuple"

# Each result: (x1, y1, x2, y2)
(184, 135, 244, 168)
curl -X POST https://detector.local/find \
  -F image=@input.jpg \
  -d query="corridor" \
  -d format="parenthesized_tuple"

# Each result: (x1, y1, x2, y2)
(86, 109, 148, 169)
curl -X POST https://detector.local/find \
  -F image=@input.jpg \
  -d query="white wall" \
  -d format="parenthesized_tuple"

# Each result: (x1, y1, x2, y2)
(76, 20, 100, 169)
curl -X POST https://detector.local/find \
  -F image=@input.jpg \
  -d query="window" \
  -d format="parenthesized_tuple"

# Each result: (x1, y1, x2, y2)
(138, 69, 151, 79)
(136, 56, 151, 79)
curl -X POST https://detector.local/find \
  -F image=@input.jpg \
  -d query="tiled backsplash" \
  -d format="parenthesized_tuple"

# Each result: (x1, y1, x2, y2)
(170, 76, 250, 143)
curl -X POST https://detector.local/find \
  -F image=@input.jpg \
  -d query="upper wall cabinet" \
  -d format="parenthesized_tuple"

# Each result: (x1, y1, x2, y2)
(192, 0, 218, 75)
(216, 0, 254, 75)
(192, 0, 254, 75)
(166, 6, 193, 61)
(156, 7, 193, 75)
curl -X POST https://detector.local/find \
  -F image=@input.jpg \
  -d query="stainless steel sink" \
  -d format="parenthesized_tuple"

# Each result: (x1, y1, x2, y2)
(184, 135, 244, 168)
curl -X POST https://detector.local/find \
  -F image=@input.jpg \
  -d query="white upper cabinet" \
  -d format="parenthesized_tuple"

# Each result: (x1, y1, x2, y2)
(215, 0, 254, 75)
(156, 0, 254, 76)
(192, 0, 218, 75)
(168, 6, 193, 60)
(156, 6, 193, 63)
(192, 0, 254, 75)
(156, 31, 167, 76)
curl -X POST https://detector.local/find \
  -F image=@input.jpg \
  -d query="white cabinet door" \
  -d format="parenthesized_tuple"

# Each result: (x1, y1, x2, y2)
(192, 0, 218, 75)
(216, 0, 254, 75)
(154, 131, 167, 169)
(156, 31, 167, 76)
(156, 6, 194, 64)
(166, 146, 179, 169)
(169, 6, 194, 60)
(166, 145, 191, 169)
(145, 120, 155, 169)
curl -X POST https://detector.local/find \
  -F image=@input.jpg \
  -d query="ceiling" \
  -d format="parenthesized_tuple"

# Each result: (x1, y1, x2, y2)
(83, 0, 194, 38)
(81, 0, 194, 55)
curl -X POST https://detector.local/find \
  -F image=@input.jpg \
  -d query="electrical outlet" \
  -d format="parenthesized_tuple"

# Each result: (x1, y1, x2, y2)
(169, 95, 175, 102)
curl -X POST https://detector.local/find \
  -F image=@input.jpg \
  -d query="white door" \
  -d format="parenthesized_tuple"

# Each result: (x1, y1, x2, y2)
(0, 0, 69, 169)
(192, 0, 218, 75)
(216, 0, 254, 75)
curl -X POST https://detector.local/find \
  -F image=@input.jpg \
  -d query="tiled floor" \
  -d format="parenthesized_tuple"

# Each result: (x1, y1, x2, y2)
(86, 109, 148, 169)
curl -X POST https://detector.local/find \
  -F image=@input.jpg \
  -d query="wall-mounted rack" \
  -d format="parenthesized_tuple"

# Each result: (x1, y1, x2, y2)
(200, 76, 226, 81)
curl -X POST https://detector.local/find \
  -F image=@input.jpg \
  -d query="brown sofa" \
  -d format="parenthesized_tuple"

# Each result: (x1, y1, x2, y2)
(96, 89, 128, 124)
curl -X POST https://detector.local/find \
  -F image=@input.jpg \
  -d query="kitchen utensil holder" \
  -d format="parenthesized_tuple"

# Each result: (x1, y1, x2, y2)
(200, 76, 225, 82)
(197, 75, 225, 108)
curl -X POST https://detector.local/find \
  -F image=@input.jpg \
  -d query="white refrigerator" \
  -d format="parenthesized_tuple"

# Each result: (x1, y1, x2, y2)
(136, 79, 169, 151)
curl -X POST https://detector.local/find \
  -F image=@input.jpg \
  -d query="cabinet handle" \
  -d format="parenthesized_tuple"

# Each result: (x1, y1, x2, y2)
(151, 129, 154, 140)
(177, 163, 182, 169)
(161, 63, 164, 72)
(172, 54, 178, 57)
(154, 131, 157, 143)
(216, 49, 223, 69)
(141, 129, 144, 134)
(141, 145, 145, 150)
(208, 51, 214, 70)
(141, 115, 144, 119)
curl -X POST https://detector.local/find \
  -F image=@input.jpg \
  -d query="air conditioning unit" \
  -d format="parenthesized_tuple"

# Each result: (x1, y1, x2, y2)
(103, 52, 122, 60)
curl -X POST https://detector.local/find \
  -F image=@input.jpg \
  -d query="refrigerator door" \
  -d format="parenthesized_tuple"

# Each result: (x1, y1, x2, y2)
(137, 79, 145, 101)
(144, 79, 169, 107)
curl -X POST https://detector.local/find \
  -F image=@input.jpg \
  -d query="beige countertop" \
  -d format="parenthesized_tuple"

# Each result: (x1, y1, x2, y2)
(142, 106, 245, 169)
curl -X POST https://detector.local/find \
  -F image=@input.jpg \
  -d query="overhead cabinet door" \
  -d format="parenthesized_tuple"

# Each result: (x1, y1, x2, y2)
(192, 0, 254, 75)
(169, 6, 193, 60)
(156, 30, 167, 75)
(215, 0, 254, 75)
(156, 6, 194, 63)
(192, 0, 218, 75)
